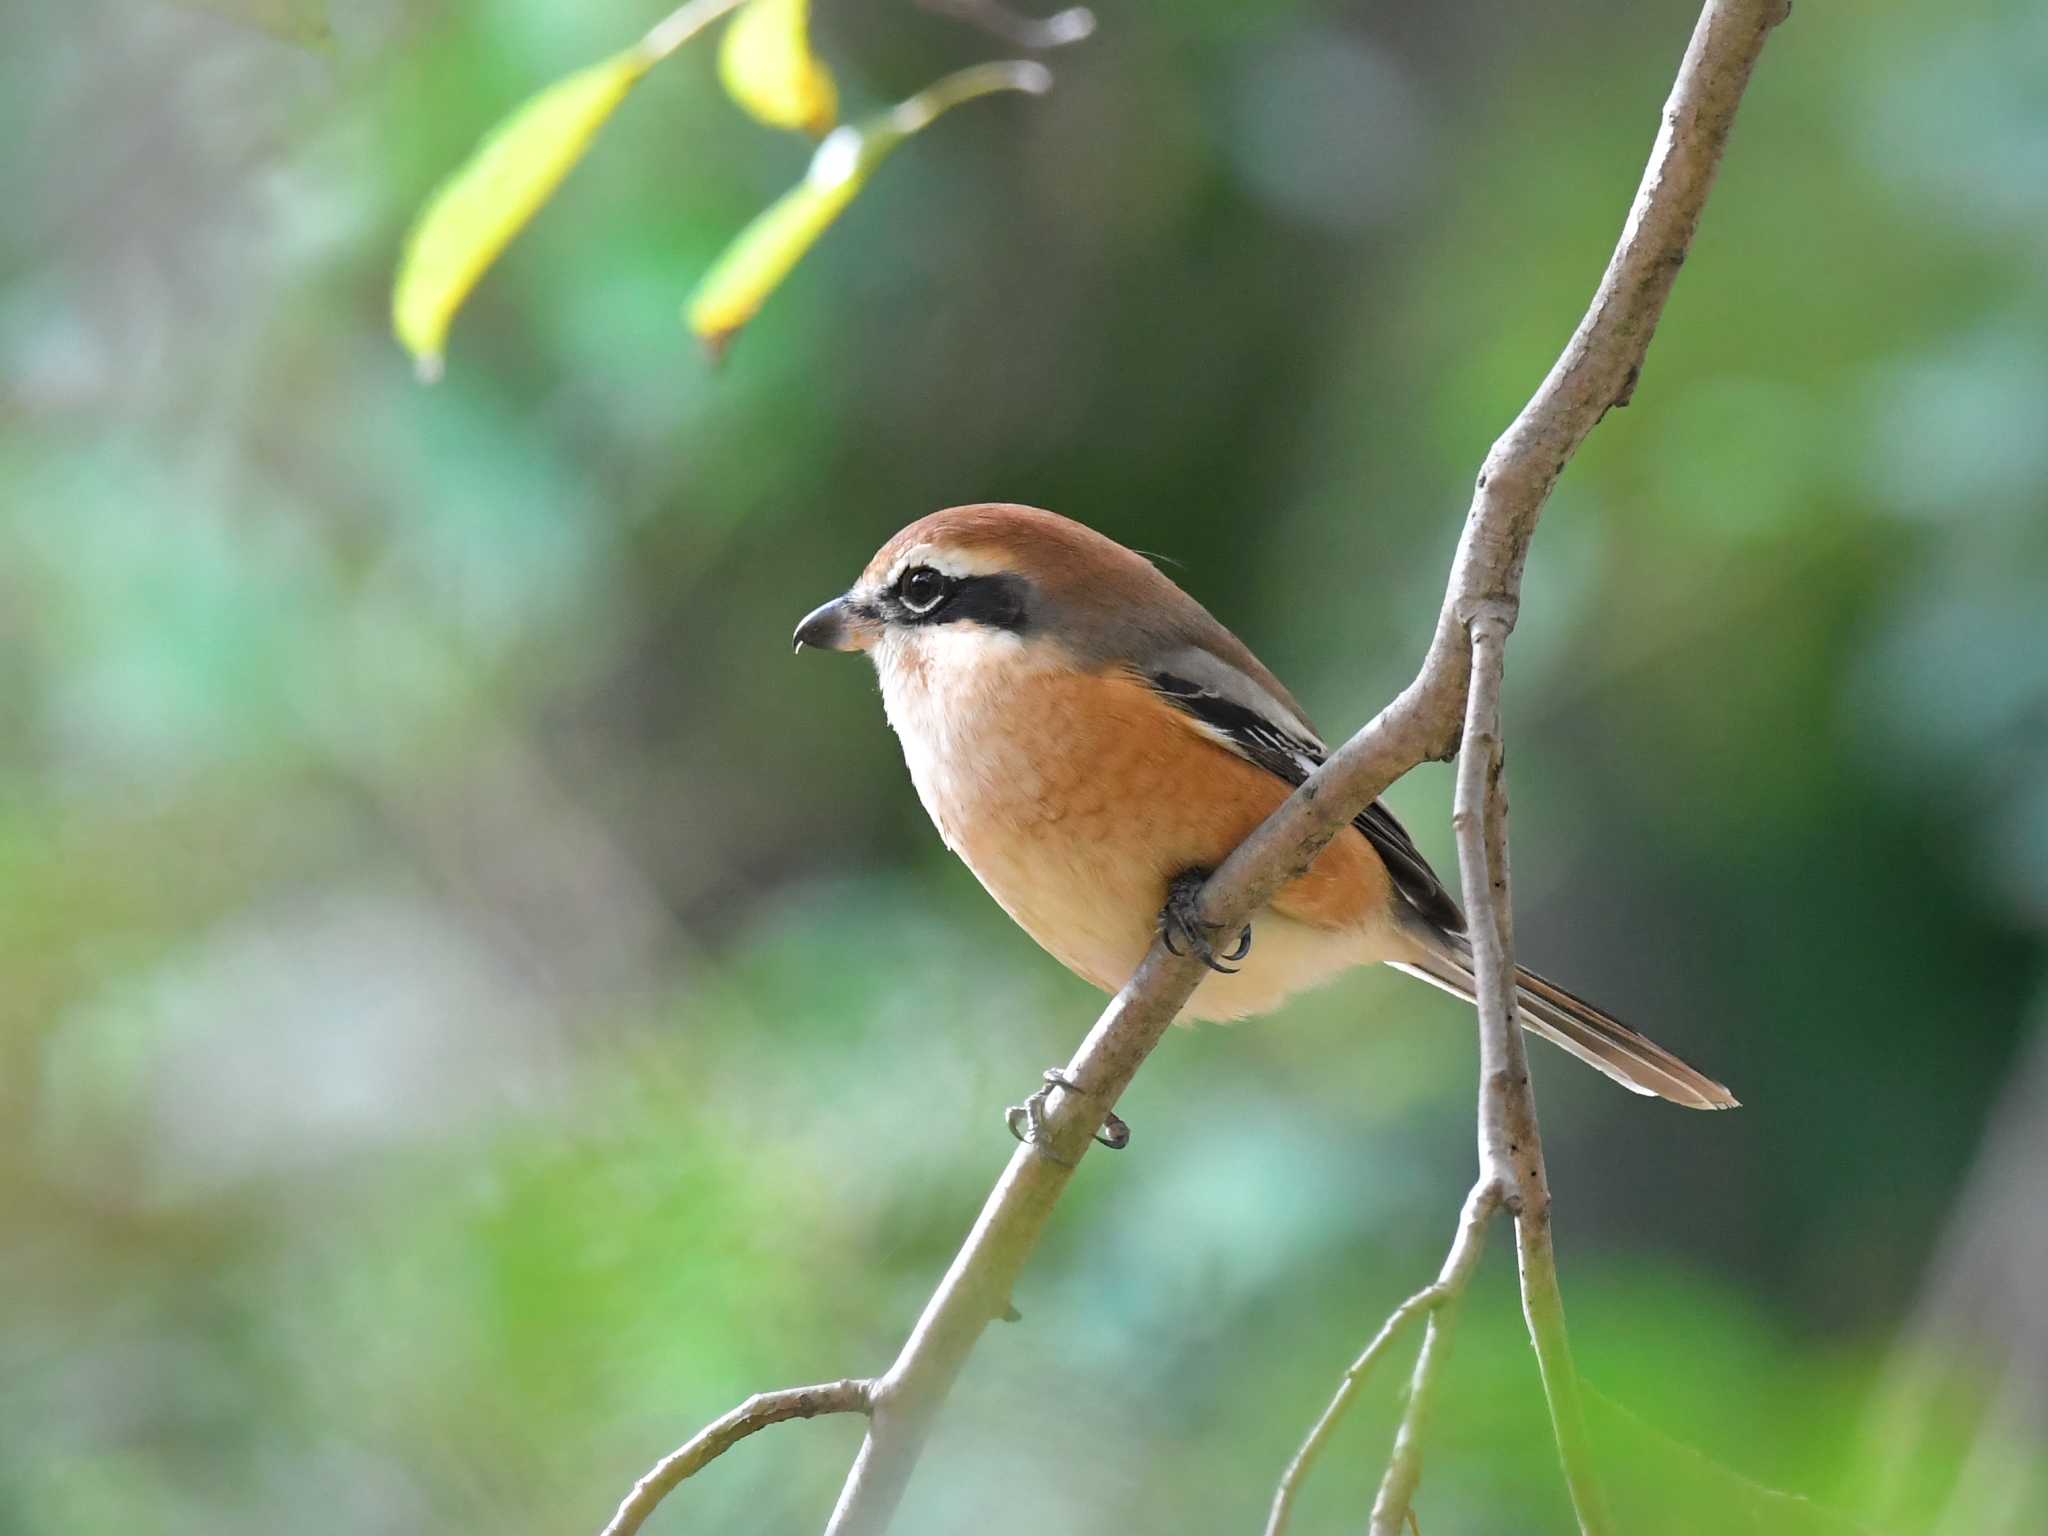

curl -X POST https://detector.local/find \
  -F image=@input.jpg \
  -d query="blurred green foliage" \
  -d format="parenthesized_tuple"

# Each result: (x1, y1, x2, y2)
(3, 0, 2045, 1532)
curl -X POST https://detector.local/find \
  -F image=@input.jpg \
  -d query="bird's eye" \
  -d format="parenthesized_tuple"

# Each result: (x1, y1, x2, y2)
(898, 565, 949, 613)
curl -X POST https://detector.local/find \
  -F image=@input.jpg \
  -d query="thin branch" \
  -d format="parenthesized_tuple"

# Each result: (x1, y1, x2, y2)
(1354, 616, 1530, 1536)
(1457, 614, 1526, 1196)
(1464, 610, 1611, 1533)
(1271, 616, 1541, 1536)
(1366, 1178, 1510, 1535)
(916, 0, 1097, 50)
(1268, 1180, 1503, 1536)
(1514, 1173, 1610, 1529)
(1361, 617, 1524, 1536)
(606, 2, 1786, 1532)
(1262, 3, 1786, 1525)
(599, 1379, 872, 1536)
(641, 0, 751, 63)
(1365, 609, 1608, 1535)
(1262, 7, 1788, 1528)
(819, 2, 1783, 1530)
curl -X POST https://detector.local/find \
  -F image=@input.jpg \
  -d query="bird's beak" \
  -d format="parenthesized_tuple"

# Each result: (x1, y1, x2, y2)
(792, 594, 876, 654)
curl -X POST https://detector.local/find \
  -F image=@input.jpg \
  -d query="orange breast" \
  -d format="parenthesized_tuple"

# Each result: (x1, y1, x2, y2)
(942, 667, 1391, 945)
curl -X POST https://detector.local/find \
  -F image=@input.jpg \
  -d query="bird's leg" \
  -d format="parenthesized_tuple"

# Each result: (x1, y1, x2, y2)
(1158, 869, 1253, 974)
(1005, 1068, 1131, 1159)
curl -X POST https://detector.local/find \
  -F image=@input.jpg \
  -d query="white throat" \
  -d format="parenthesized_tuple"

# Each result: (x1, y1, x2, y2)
(872, 624, 1045, 849)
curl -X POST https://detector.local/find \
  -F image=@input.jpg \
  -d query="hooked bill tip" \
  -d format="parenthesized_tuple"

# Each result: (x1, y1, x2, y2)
(792, 596, 852, 653)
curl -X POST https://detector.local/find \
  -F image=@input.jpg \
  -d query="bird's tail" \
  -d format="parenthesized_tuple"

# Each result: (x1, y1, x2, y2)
(1389, 940, 1738, 1111)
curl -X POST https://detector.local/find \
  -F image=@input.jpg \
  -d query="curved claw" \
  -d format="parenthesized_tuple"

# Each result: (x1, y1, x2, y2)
(1043, 1069, 1132, 1149)
(1006, 1068, 1132, 1157)
(1158, 870, 1252, 975)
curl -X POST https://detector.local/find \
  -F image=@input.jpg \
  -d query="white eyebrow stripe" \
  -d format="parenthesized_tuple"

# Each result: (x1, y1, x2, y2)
(880, 544, 1010, 590)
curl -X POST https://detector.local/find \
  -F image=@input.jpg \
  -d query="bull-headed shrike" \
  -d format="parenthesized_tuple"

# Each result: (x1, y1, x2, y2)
(795, 503, 1736, 1114)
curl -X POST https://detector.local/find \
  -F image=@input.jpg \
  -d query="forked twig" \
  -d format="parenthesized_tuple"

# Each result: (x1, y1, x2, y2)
(602, 2, 1787, 1532)
(599, 1379, 872, 1536)
(1265, 3, 1786, 1526)
(1266, 1181, 1504, 1536)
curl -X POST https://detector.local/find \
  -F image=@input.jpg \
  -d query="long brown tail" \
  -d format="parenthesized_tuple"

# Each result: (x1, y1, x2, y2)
(1389, 943, 1739, 1111)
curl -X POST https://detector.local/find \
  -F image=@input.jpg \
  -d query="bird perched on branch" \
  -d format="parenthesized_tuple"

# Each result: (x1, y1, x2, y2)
(794, 503, 1735, 1111)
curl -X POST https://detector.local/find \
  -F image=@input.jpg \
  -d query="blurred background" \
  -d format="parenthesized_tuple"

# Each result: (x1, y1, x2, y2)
(5, 0, 2046, 1531)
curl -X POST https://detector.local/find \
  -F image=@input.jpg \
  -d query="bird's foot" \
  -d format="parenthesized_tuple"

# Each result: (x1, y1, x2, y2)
(1005, 1068, 1131, 1162)
(1158, 869, 1253, 974)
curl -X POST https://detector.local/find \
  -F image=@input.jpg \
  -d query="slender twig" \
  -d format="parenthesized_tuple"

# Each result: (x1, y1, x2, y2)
(1467, 609, 1610, 1533)
(825, 5, 1782, 1531)
(1267, 618, 1533, 1536)
(1262, 3, 1786, 1527)
(1366, 611, 1609, 1534)
(1366, 1177, 1511, 1535)
(599, 1379, 872, 1536)
(917, 0, 1097, 49)
(1267, 1181, 1503, 1536)
(604, 2, 1786, 1533)
(1365, 618, 1527, 1536)
(640, 0, 750, 62)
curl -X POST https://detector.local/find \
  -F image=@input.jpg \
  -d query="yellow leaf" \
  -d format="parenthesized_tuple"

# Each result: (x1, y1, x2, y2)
(687, 130, 868, 356)
(392, 48, 654, 382)
(687, 61, 1051, 357)
(718, 0, 838, 138)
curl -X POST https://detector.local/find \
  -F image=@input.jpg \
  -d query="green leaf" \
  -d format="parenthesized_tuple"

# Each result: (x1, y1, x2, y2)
(718, 0, 838, 138)
(686, 60, 1052, 358)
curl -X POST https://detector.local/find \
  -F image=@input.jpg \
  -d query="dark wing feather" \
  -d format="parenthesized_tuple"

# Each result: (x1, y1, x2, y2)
(1146, 671, 1466, 936)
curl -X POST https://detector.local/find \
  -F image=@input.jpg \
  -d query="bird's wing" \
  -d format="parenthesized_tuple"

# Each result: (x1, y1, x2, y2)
(1140, 651, 1466, 936)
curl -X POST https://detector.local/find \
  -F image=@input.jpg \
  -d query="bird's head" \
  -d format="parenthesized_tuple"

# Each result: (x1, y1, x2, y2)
(793, 503, 1189, 675)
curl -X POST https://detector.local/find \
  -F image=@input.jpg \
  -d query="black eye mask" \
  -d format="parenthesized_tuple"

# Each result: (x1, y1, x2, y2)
(885, 569, 1032, 634)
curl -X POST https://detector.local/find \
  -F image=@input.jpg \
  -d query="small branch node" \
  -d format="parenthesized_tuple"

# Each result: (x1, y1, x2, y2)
(1457, 599, 1518, 640)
